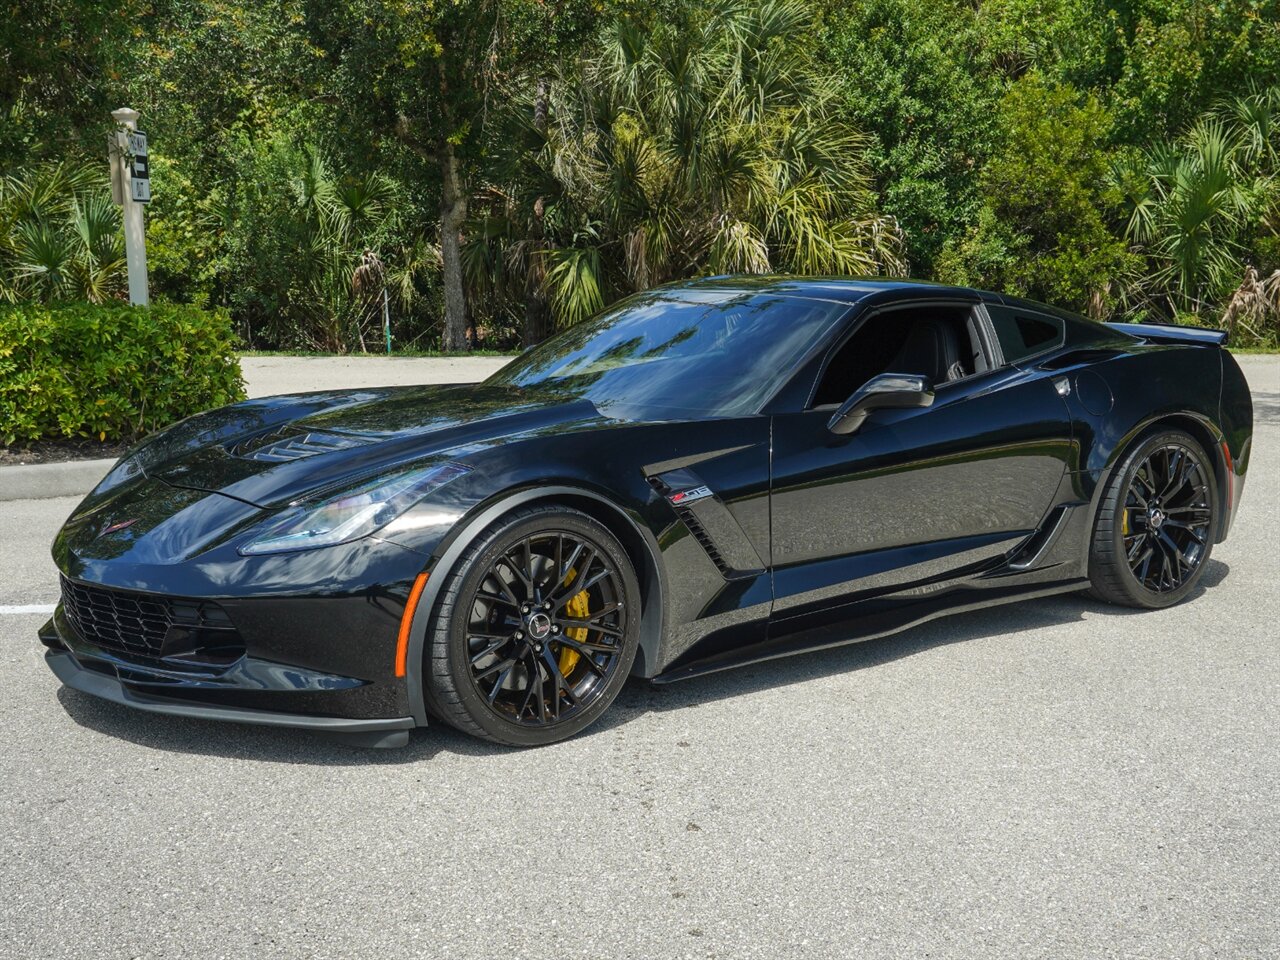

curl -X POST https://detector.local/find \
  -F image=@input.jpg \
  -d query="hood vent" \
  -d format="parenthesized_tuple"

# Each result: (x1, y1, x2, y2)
(226, 426, 377, 463)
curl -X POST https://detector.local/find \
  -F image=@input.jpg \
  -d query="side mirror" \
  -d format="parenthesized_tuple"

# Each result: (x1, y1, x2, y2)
(826, 373, 935, 436)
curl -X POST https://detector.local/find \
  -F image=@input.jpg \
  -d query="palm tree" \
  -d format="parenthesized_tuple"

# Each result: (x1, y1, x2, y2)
(472, 0, 906, 334)
(1222, 264, 1280, 343)
(280, 148, 424, 351)
(1110, 88, 1277, 316)
(0, 163, 125, 303)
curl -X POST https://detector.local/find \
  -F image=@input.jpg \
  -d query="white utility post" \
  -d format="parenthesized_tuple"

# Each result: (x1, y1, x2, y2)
(109, 107, 150, 306)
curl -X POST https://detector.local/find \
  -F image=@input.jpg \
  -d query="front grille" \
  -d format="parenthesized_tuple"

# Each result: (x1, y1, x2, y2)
(226, 425, 375, 463)
(60, 578, 243, 663)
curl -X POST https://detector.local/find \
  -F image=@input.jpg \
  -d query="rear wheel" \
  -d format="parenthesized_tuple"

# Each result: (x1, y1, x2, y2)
(424, 505, 640, 746)
(1088, 429, 1217, 608)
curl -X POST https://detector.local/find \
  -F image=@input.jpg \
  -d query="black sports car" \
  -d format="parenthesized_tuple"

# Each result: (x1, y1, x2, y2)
(41, 278, 1254, 747)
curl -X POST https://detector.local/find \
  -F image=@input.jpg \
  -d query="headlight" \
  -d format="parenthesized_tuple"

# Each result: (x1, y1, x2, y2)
(239, 462, 471, 556)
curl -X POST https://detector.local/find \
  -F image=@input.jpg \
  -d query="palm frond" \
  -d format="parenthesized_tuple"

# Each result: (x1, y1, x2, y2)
(542, 245, 606, 327)
(10, 217, 78, 300)
(707, 217, 771, 274)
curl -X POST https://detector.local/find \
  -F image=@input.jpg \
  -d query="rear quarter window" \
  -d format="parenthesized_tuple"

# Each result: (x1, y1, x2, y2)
(988, 305, 1065, 364)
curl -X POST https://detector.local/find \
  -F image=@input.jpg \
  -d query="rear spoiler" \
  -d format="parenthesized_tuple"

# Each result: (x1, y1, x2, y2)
(1105, 321, 1228, 347)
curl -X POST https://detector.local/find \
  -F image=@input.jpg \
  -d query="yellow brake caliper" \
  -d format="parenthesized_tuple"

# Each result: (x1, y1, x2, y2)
(558, 568, 589, 677)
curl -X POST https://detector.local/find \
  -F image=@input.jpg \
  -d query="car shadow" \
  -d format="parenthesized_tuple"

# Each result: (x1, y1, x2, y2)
(56, 559, 1230, 763)
(598, 557, 1232, 730)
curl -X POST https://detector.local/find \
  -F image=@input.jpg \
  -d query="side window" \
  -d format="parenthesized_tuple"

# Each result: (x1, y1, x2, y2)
(810, 304, 984, 407)
(811, 311, 913, 406)
(988, 305, 1065, 364)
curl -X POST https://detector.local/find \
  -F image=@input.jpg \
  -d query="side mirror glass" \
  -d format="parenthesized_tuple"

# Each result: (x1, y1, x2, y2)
(826, 373, 935, 436)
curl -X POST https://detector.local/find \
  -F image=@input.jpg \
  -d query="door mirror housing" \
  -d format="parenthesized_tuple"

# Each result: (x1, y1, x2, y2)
(826, 373, 935, 435)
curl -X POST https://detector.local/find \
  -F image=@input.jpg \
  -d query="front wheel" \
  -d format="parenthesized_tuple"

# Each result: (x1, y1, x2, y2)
(1088, 429, 1218, 609)
(424, 505, 641, 746)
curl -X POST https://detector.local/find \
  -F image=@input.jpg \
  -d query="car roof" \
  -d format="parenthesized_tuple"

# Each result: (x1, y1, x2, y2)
(660, 275, 1105, 333)
(661, 274, 1001, 306)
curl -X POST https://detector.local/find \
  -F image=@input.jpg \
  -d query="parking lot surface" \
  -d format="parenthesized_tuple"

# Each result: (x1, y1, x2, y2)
(240, 354, 510, 398)
(1, 357, 1276, 960)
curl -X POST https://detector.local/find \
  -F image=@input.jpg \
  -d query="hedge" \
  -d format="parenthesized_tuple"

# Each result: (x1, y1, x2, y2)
(0, 302, 246, 445)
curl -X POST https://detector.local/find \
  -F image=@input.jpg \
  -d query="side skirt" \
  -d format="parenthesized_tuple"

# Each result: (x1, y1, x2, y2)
(651, 578, 1088, 684)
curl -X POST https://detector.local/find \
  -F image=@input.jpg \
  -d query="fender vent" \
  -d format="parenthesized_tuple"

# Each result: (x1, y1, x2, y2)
(649, 468, 762, 578)
(675, 506, 731, 575)
(646, 475, 671, 494)
(1006, 503, 1079, 570)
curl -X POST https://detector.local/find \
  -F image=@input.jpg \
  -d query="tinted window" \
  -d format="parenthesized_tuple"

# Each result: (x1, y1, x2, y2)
(488, 290, 847, 418)
(988, 306, 1065, 363)
(812, 305, 977, 406)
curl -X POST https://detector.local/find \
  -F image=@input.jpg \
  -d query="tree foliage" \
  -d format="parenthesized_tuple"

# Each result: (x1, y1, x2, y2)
(468, 0, 906, 330)
(6, 0, 1280, 347)
(1110, 89, 1279, 316)
(819, 0, 1002, 273)
(937, 75, 1136, 317)
(0, 164, 126, 304)
(299, 0, 602, 348)
(0, 0, 148, 164)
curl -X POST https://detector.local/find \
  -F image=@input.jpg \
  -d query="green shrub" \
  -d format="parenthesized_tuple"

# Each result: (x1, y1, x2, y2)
(0, 301, 245, 445)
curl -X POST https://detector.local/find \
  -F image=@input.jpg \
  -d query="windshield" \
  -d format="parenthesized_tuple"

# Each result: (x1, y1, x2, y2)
(486, 289, 848, 418)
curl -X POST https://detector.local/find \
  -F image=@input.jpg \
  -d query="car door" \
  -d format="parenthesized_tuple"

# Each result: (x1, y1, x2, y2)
(767, 297, 1075, 632)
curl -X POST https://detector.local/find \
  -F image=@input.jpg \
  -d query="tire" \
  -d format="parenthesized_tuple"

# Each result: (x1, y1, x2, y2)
(1088, 428, 1218, 609)
(423, 505, 641, 746)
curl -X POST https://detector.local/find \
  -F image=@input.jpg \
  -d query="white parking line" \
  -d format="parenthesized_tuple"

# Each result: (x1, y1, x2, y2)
(0, 604, 56, 615)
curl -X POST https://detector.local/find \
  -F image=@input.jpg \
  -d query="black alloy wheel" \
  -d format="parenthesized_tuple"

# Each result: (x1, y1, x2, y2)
(1120, 443, 1213, 593)
(1088, 429, 1218, 609)
(425, 505, 640, 745)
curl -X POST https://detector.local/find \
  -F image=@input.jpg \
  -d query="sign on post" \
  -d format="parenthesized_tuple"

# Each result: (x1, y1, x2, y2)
(128, 130, 150, 203)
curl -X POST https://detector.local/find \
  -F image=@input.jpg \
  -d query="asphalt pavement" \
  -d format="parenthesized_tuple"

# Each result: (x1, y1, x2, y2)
(240, 354, 511, 398)
(0, 356, 1276, 960)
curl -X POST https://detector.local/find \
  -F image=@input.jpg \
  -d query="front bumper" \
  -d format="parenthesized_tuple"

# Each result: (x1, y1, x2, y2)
(40, 603, 418, 745)
(45, 648, 413, 745)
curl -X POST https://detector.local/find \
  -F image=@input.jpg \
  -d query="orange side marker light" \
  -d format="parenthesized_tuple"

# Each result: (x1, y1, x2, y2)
(395, 572, 429, 678)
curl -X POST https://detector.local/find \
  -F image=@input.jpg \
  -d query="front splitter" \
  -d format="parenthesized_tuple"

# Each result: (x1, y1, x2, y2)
(45, 650, 415, 748)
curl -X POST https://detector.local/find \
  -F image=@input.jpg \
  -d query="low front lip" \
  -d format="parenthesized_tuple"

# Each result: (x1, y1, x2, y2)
(44, 647, 414, 736)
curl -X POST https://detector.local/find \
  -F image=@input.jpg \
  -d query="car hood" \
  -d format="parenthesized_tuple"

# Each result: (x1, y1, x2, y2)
(141, 383, 608, 508)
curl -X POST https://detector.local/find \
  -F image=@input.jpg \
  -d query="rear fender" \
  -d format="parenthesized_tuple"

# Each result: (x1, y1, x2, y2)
(1067, 347, 1233, 567)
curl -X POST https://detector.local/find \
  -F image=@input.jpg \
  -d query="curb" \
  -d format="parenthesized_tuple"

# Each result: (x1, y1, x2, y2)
(0, 458, 113, 502)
